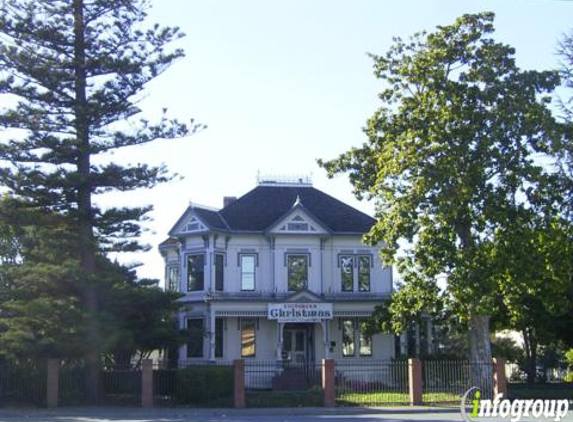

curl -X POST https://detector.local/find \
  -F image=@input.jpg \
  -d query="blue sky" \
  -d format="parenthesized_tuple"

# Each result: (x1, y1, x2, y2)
(109, 0, 573, 283)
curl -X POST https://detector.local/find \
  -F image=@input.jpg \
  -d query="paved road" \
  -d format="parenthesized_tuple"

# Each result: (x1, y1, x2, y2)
(0, 407, 571, 422)
(0, 407, 462, 422)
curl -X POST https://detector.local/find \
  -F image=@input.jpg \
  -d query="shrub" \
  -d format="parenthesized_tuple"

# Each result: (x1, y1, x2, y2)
(175, 366, 233, 404)
(565, 349, 573, 368)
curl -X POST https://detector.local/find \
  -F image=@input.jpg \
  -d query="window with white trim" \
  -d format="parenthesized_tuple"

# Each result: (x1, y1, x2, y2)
(215, 253, 224, 291)
(358, 256, 371, 292)
(287, 254, 308, 291)
(342, 319, 355, 357)
(166, 265, 179, 291)
(341, 318, 373, 357)
(340, 255, 354, 292)
(187, 318, 204, 358)
(241, 318, 256, 358)
(240, 254, 256, 291)
(187, 254, 204, 291)
(338, 254, 372, 292)
(359, 320, 373, 356)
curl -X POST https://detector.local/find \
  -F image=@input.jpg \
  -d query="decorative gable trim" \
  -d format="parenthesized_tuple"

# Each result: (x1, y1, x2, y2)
(180, 216, 207, 233)
(267, 206, 330, 235)
(168, 207, 210, 236)
(284, 289, 324, 303)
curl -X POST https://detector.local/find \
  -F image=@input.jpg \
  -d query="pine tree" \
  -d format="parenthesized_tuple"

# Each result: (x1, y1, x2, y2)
(0, 0, 201, 399)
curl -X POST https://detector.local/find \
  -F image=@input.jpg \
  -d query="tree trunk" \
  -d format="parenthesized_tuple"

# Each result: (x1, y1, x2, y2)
(522, 327, 537, 383)
(468, 314, 493, 397)
(73, 0, 100, 403)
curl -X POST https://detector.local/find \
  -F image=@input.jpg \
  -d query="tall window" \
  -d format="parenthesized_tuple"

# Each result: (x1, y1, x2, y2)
(240, 254, 256, 291)
(340, 255, 354, 292)
(187, 318, 203, 358)
(166, 265, 179, 291)
(215, 318, 224, 358)
(215, 254, 224, 291)
(358, 256, 371, 292)
(342, 319, 355, 357)
(187, 254, 204, 291)
(287, 254, 308, 291)
(241, 318, 256, 358)
(359, 320, 373, 356)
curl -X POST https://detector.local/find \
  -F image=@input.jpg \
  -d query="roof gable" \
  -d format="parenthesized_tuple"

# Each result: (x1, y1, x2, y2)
(267, 205, 330, 235)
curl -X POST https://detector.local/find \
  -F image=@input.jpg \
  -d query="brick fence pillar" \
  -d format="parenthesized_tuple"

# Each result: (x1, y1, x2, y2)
(141, 359, 153, 408)
(493, 358, 507, 397)
(234, 359, 245, 408)
(408, 358, 423, 406)
(46, 359, 59, 408)
(322, 359, 335, 407)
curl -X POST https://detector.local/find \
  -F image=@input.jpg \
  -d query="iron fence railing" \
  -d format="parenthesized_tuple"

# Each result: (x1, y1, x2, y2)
(0, 361, 46, 407)
(59, 362, 86, 405)
(101, 364, 141, 406)
(244, 360, 322, 391)
(422, 360, 494, 403)
(335, 359, 409, 406)
(58, 362, 141, 406)
(1, 358, 506, 408)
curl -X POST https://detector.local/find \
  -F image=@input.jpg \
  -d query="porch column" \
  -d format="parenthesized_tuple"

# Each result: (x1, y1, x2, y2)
(321, 320, 330, 359)
(276, 322, 284, 360)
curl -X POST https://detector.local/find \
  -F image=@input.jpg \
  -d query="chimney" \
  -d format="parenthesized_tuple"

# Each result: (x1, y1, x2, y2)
(223, 196, 237, 208)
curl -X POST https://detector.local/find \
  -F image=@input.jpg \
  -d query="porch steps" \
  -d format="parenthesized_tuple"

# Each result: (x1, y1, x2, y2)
(272, 367, 319, 391)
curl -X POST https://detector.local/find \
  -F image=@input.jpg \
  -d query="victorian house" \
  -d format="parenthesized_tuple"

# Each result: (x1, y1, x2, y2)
(159, 178, 395, 365)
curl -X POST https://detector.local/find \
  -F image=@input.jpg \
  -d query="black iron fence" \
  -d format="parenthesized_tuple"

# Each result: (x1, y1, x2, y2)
(0, 361, 46, 407)
(335, 359, 409, 406)
(58, 362, 141, 406)
(1, 358, 506, 408)
(422, 360, 494, 403)
(243, 360, 324, 407)
(244, 360, 322, 390)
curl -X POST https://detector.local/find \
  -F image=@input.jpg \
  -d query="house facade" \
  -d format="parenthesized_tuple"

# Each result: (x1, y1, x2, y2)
(159, 178, 395, 366)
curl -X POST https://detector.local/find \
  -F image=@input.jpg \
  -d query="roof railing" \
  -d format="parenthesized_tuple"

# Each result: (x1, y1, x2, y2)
(257, 173, 313, 187)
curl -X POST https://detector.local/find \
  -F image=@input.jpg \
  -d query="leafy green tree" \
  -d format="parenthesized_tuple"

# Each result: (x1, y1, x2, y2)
(490, 211, 572, 381)
(320, 12, 570, 377)
(364, 257, 442, 338)
(0, 198, 184, 366)
(0, 198, 87, 360)
(0, 0, 201, 398)
(98, 262, 183, 366)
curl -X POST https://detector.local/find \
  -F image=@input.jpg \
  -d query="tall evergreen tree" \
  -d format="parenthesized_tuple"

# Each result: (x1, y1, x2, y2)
(0, 0, 201, 399)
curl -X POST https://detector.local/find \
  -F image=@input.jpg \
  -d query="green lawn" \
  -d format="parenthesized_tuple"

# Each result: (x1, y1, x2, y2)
(336, 391, 461, 406)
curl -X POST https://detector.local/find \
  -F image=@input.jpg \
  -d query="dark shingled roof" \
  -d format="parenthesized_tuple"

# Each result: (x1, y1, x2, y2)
(219, 185, 375, 233)
(159, 237, 179, 247)
(194, 207, 229, 231)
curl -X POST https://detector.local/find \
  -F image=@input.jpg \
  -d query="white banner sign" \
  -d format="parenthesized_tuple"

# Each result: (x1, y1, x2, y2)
(268, 303, 333, 323)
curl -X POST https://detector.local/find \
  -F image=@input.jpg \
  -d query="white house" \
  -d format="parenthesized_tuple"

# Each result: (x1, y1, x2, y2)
(159, 177, 395, 367)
